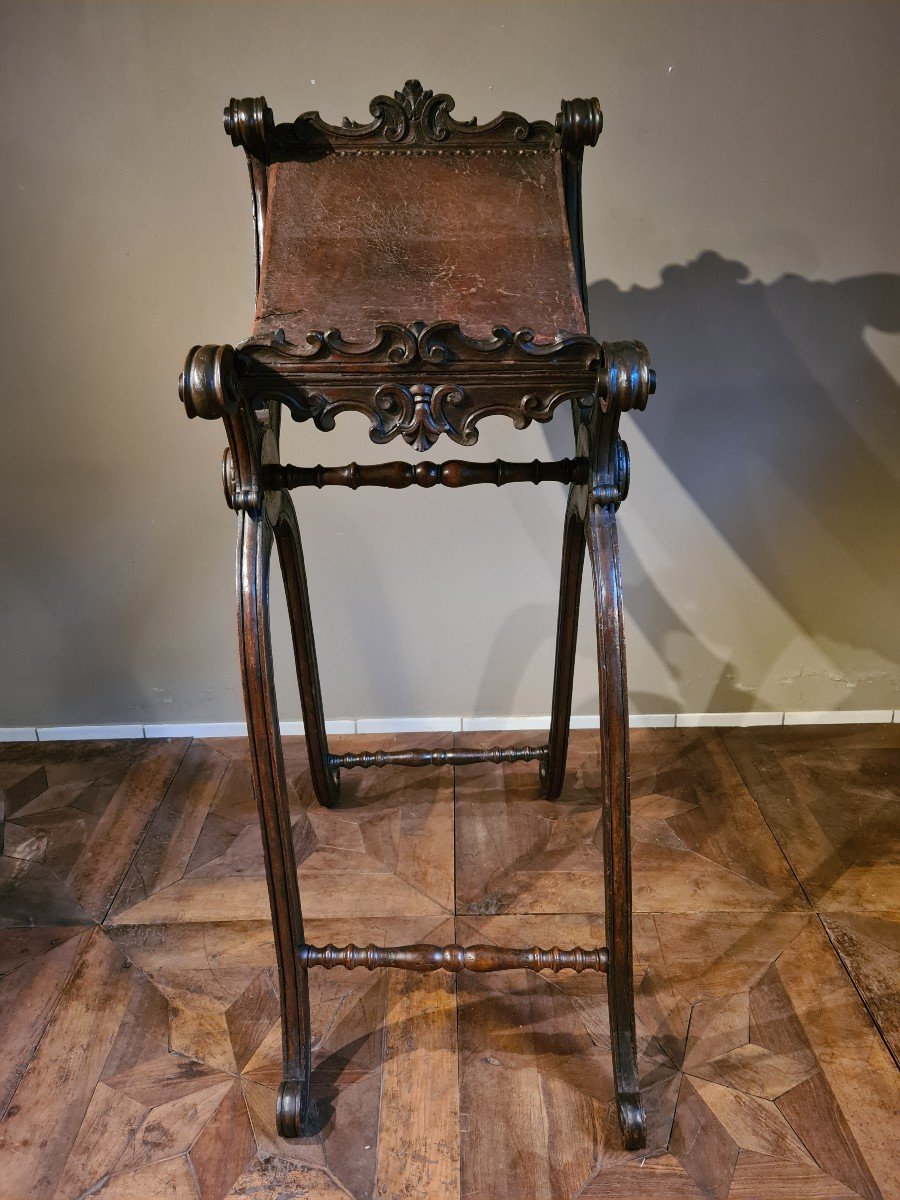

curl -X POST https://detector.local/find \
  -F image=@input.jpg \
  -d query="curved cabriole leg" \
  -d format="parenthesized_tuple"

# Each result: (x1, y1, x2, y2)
(236, 508, 312, 1136)
(587, 501, 646, 1150)
(541, 501, 586, 800)
(274, 493, 341, 808)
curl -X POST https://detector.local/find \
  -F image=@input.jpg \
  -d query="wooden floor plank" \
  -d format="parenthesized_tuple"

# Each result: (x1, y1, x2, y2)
(66, 739, 192, 920)
(0, 728, 896, 1199)
(821, 912, 900, 1065)
(0, 927, 92, 1116)
(109, 740, 228, 919)
(0, 739, 191, 931)
(457, 915, 612, 1200)
(721, 724, 900, 912)
(0, 928, 134, 1198)
(454, 729, 807, 915)
(109, 735, 454, 925)
(374, 917, 459, 1200)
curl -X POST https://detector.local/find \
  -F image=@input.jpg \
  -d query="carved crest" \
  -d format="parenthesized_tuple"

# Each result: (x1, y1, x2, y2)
(291, 79, 554, 152)
(225, 81, 602, 158)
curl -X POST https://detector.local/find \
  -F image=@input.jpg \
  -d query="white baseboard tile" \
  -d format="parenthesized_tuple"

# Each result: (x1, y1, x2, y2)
(676, 712, 785, 728)
(783, 709, 894, 726)
(144, 722, 247, 739)
(629, 713, 678, 729)
(143, 720, 356, 739)
(355, 716, 462, 734)
(282, 720, 356, 736)
(37, 724, 146, 741)
(463, 714, 677, 731)
(3, 710, 895, 746)
(462, 716, 551, 732)
(326, 720, 357, 735)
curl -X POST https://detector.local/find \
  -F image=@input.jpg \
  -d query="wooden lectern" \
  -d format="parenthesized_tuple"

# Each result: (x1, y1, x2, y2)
(180, 81, 655, 1149)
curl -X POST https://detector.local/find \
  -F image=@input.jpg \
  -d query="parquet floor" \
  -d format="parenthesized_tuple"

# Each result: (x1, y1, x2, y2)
(0, 726, 897, 1199)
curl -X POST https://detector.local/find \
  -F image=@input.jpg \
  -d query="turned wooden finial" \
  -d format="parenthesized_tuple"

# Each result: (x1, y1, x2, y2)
(556, 97, 603, 149)
(223, 95, 275, 158)
(598, 340, 656, 413)
(179, 344, 241, 420)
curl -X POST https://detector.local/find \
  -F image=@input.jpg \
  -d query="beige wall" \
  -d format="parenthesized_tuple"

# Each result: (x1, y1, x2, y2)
(1, 0, 897, 727)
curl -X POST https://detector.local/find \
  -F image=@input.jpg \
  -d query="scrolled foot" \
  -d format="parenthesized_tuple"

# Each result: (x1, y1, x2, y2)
(276, 1077, 311, 1138)
(617, 1091, 647, 1151)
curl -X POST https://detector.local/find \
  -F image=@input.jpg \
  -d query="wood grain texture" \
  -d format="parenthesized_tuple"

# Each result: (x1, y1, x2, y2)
(455, 728, 807, 915)
(722, 724, 900, 912)
(0, 727, 897, 1199)
(821, 913, 900, 1065)
(106, 734, 453, 928)
(374, 918, 459, 1200)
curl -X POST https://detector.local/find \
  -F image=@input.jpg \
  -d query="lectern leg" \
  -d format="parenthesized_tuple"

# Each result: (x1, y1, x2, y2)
(274, 493, 340, 808)
(542, 498, 586, 800)
(587, 501, 646, 1151)
(236, 507, 312, 1136)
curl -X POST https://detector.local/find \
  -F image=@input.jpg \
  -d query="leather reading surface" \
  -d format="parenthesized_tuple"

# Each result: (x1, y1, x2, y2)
(255, 151, 587, 341)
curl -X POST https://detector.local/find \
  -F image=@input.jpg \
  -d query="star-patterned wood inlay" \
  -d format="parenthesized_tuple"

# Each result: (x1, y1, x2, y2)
(0, 725, 897, 1199)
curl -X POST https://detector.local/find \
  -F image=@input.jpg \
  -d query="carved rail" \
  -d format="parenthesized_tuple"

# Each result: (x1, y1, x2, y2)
(298, 942, 608, 974)
(327, 745, 548, 770)
(266, 457, 587, 491)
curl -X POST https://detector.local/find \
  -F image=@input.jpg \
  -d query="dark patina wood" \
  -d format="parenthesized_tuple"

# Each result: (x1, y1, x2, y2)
(267, 456, 587, 491)
(298, 942, 608, 974)
(236, 323, 604, 453)
(180, 81, 654, 1150)
(327, 744, 549, 770)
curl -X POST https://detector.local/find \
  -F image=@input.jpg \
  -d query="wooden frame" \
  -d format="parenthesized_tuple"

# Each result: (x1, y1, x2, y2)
(180, 82, 655, 1151)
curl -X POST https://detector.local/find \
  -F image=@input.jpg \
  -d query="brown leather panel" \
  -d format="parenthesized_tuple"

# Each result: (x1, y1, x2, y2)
(254, 151, 586, 341)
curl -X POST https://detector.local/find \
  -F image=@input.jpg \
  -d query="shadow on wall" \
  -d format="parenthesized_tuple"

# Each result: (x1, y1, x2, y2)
(534, 251, 900, 714)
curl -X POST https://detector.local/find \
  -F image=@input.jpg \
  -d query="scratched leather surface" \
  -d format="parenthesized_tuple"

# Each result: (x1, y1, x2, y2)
(255, 151, 586, 341)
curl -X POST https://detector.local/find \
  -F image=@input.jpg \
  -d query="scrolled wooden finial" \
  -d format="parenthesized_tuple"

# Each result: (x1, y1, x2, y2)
(555, 96, 603, 149)
(597, 340, 655, 413)
(223, 96, 275, 158)
(179, 344, 241, 420)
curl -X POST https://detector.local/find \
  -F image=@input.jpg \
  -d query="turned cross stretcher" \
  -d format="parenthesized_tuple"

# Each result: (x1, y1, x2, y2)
(179, 81, 655, 1150)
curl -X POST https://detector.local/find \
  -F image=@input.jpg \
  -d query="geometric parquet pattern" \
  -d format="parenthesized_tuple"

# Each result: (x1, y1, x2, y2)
(0, 725, 897, 1199)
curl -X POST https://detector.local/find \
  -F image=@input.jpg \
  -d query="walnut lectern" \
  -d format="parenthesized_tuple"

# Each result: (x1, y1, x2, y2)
(180, 81, 655, 1150)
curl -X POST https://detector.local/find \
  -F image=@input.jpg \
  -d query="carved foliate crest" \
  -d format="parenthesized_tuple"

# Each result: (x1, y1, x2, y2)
(224, 82, 602, 158)
(290, 78, 552, 151)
